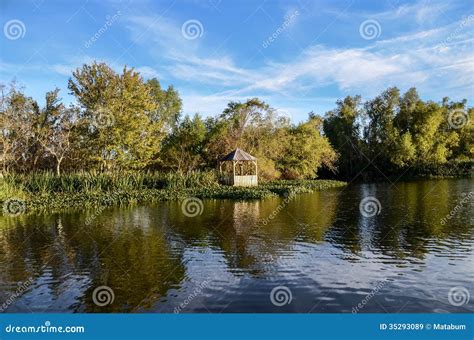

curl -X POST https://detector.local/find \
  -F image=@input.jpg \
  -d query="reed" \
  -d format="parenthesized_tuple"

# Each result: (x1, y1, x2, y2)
(1, 170, 219, 194)
(0, 171, 346, 215)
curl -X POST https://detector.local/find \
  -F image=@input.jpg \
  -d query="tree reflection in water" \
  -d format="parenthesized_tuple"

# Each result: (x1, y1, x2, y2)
(0, 179, 472, 313)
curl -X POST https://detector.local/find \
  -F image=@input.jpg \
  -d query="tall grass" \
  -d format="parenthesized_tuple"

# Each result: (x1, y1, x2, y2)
(0, 179, 27, 201)
(0, 171, 346, 214)
(1, 170, 219, 195)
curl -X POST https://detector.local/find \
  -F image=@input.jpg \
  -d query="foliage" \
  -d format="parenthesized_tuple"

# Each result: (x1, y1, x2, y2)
(324, 87, 473, 179)
(280, 116, 338, 179)
(0, 171, 346, 214)
(160, 114, 206, 173)
(68, 62, 166, 170)
(1, 170, 218, 194)
(1, 62, 472, 182)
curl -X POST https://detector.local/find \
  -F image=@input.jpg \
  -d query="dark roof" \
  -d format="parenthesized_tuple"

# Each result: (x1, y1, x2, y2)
(220, 148, 257, 161)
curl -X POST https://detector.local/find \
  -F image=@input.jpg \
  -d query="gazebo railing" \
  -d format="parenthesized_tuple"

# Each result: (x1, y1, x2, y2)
(219, 174, 258, 186)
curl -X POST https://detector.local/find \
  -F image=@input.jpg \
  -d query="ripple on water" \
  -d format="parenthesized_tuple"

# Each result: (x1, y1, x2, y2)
(1, 178, 473, 312)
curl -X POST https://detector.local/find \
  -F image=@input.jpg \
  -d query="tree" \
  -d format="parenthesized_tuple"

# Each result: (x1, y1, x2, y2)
(281, 116, 338, 179)
(0, 84, 41, 172)
(220, 98, 271, 148)
(68, 62, 171, 170)
(161, 114, 206, 173)
(146, 78, 182, 131)
(323, 96, 363, 178)
(363, 87, 400, 164)
(203, 98, 289, 179)
(37, 106, 77, 175)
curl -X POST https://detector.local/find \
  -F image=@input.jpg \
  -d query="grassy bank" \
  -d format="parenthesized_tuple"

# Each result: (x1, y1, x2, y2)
(0, 171, 347, 215)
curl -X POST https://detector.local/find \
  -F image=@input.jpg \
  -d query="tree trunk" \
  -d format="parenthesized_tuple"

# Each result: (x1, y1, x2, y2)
(56, 157, 63, 176)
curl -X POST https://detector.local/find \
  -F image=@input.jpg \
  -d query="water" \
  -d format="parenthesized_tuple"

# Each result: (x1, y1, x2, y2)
(0, 179, 472, 313)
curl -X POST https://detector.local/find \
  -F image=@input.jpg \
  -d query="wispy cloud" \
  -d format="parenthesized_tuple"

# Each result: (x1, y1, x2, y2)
(376, 0, 451, 24)
(122, 5, 473, 111)
(1, 0, 471, 120)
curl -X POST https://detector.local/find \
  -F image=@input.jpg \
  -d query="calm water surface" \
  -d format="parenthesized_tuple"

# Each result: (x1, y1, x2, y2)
(1, 179, 473, 313)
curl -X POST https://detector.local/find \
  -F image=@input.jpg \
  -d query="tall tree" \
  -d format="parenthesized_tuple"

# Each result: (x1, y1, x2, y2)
(363, 87, 400, 164)
(161, 114, 206, 173)
(68, 62, 171, 170)
(281, 115, 338, 179)
(323, 96, 363, 178)
(37, 105, 77, 175)
(146, 78, 182, 131)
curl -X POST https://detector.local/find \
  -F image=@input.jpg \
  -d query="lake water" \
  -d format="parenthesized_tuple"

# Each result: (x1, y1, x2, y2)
(1, 179, 473, 313)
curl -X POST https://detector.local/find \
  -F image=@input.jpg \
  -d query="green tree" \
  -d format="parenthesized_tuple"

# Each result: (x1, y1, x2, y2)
(146, 78, 182, 132)
(220, 98, 271, 148)
(208, 98, 288, 179)
(323, 96, 363, 177)
(68, 62, 169, 170)
(161, 114, 206, 173)
(363, 87, 400, 164)
(281, 116, 338, 179)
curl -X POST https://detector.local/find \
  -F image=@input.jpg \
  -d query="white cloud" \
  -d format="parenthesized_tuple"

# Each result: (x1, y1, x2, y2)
(247, 47, 406, 92)
(6, 2, 470, 123)
(134, 66, 162, 79)
(123, 10, 474, 107)
(376, 0, 451, 24)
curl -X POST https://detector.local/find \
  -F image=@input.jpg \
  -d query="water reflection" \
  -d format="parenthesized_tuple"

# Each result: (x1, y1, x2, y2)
(0, 179, 473, 313)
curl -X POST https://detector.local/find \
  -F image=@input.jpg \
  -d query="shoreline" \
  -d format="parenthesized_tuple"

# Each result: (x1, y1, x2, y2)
(1, 179, 347, 216)
(2, 171, 472, 217)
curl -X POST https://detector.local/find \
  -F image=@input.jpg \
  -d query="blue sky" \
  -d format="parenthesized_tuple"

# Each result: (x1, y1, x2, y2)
(1, 0, 473, 122)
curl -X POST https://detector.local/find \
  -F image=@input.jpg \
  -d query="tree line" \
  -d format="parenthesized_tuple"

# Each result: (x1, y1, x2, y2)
(1, 62, 472, 179)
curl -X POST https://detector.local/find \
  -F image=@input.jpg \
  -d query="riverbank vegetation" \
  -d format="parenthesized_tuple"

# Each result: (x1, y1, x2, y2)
(1, 61, 472, 213)
(322, 89, 473, 179)
(0, 171, 346, 213)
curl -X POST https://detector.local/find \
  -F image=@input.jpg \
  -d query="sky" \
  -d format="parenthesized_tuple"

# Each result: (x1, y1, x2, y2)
(1, 0, 473, 122)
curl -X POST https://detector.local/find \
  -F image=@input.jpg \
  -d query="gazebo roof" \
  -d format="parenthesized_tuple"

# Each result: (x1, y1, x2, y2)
(220, 148, 257, 161)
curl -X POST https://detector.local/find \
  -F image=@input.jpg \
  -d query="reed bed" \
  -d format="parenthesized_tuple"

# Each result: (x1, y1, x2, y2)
(2, 171, 219, 194)
(0, 171, 346, 215)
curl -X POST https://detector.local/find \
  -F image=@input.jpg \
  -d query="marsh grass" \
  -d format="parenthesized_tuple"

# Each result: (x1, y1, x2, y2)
(0, 171, 346, 215)
(2, 171, 219, 193)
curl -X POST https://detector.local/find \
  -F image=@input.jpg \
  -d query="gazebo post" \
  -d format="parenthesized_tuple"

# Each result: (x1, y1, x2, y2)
(232, 160, 236, 185)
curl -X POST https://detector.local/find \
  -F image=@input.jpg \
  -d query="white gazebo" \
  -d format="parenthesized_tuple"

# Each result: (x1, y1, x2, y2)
(219, 148, 258, 187)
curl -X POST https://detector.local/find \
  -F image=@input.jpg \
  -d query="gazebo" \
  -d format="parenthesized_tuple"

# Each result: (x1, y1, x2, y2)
(219, 148, 258, 186)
